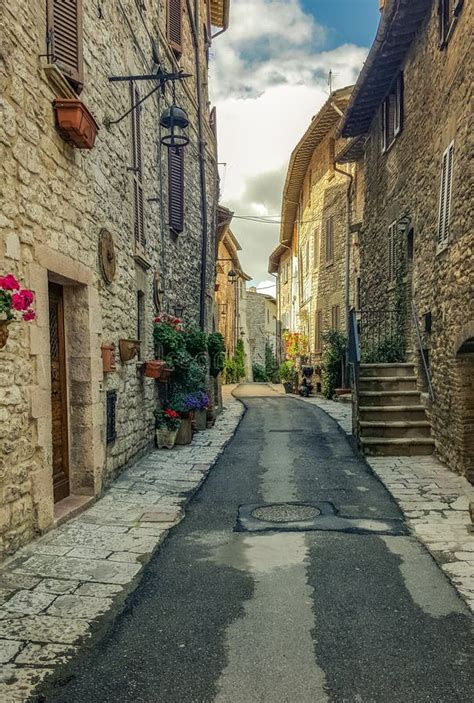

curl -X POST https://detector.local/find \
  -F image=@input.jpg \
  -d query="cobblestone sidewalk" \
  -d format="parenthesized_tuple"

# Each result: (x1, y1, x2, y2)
(296, 393, 474, 613)
(0, 391, 244, 701)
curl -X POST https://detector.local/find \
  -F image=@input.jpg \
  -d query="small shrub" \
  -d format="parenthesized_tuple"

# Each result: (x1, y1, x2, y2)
(252, 364, 268, 382)
(279, 360, 297, 383)
(321, 330, 346, 400)
(362, 334, 406, 364)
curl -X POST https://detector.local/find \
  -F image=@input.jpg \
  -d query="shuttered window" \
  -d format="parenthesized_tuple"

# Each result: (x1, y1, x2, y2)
(168, 148, 185, 233)
(210, 107, 217, 140)
(315, 310, 323, 353)
(46, 0, 84, 89)
(325, 216, 334, 264)
(331, 305, 340, 331)
(167, 0, 183, 58)
(437, 141, 454, 250)
(388, 221, 397, 282)
(439, 0, 464, 46)
(382, 74, 403, 152)
(130, 85, 145, 251)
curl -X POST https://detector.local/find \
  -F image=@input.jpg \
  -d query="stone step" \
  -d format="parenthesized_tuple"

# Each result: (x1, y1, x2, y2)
(359, 376, 418, 392)
(359, 420, 431, 439)
(359, 390, 421, 406)
(361, 437, 435, 457)
(360, 363, 415, 378)
(359, 405, 427, 422)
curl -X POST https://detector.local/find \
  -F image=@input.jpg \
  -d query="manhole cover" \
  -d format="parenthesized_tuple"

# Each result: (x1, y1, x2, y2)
(251, 504, 320, 523)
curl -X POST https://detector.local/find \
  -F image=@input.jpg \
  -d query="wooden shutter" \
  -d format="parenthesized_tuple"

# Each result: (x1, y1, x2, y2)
(167, 0, 183, 58)
(394, 73, 404, 136)
(388, 221, 397, 281)
(131, 85, 145, 250)
(168, 148, 184, 233)
(47, 0, 84, 88)
(210, 107, 217, 140)
(325, 217, 334, 263)
(437, 141, 454, 249)
(331, 305, 340, 330)
(315, 310, 323, 353)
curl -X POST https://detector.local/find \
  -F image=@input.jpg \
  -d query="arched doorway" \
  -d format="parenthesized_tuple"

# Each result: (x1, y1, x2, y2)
(455, 336, 474, 484)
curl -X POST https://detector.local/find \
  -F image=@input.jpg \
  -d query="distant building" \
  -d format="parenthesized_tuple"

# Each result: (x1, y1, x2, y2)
(246, 288, 277, 370)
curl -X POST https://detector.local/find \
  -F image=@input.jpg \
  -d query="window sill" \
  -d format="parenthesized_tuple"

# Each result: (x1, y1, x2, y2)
(381, 134, 400, 155)
(325, 260, 334, 268)
(134, 250, 152, 270)
(44, 64, 79, 99)
(436, 242, 450, 256)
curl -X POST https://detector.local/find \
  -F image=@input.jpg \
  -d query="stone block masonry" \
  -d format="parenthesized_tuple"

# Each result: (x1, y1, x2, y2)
(0, 392, 244, 701)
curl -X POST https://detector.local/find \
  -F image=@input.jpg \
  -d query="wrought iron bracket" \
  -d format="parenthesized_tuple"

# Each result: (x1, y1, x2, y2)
(105, 70, 192, 126)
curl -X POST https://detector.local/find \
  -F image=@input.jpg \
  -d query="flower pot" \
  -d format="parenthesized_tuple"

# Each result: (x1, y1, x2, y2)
(144, 360, 166, 378)
(175, 418, 193, 445)
(194, 409, 207, 431)
(0, 320, 10, 349)
(158, 367, 173, 383)
(119, 339, 140, 363)
(156, 428, 179, 449)
(283, 382, 293, 394)
(54, 99, 99, 149)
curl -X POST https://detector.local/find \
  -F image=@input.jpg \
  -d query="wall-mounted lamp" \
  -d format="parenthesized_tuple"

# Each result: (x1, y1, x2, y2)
(173, 303, 186, 318)
(228, 269, 238, 284)
(397, 214, 411, 235)
(160, 105, 189, 149)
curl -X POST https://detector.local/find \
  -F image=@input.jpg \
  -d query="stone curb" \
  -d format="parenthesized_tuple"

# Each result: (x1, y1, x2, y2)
(0, 392, 245, 701)
(294, 394, 474, 614)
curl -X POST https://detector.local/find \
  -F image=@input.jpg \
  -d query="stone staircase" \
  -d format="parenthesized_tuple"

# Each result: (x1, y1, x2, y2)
(358, 363, 435, 456)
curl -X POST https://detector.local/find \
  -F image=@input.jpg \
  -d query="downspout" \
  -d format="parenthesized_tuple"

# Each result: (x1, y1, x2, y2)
(187, 0, 209, 330)
(334, 162, 353, 387)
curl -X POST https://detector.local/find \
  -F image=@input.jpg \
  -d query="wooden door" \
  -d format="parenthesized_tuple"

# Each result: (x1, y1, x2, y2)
(49, 283, 70, 502)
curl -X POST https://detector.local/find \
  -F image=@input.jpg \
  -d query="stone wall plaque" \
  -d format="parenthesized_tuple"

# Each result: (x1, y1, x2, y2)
(99, 229, 116, 284)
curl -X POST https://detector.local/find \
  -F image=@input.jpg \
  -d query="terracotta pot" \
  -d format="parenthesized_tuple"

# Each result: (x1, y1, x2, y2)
(101, 343, 116, 373)
(119, 339, 140, 363)
(144, 360, 166, 378)
(156, 428, 179, 449)
(193, 409, 207, 431)
(54, 99, 99, 149)
(175, 418, 192, 445)
(0, 320, 10, 350)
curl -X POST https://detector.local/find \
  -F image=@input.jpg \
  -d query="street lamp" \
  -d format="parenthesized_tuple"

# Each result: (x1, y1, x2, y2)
(160, 105, 189, 149)
(227, 269, 238, 285)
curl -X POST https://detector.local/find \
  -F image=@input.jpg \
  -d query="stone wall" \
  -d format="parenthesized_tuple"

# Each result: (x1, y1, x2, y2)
(0, 0, 220, 557)
(359, 3, 472, 479)
(246, 290, 266, 368)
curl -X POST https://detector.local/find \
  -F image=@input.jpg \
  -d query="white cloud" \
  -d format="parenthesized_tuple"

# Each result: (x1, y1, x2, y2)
(209, 0, 368, 284)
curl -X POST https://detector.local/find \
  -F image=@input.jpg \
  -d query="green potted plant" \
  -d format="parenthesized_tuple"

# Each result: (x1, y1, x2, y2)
(193, 391, 210, 431)
(279, 361, 297, 393)
(168, 392, 196, 445)
(154, 408, 181, 449)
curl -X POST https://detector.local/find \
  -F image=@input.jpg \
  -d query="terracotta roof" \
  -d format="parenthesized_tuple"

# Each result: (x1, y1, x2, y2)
(340, 0, 432, 138)
(210, 0, 230, 30)
(277, 86, 353, 256)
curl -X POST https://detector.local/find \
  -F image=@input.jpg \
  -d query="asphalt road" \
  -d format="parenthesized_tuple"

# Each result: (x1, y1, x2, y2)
(35, 385, 474, 702)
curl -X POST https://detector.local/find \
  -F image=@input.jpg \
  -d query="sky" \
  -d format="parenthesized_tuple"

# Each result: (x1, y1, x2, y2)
(209, 0, 380, 296)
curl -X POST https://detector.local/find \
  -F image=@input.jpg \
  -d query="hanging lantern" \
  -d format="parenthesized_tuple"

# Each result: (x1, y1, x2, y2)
(227, 269, 238, 284)
(173, 303, 186, 318)
(160, 105, 189, 149)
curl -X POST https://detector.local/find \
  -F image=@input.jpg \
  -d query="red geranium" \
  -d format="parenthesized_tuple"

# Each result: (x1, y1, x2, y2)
(0, 274, 20, 291)
(23, 309, 36, 321)
(12, 290, 34, 311)
(164, 409, 179, 419)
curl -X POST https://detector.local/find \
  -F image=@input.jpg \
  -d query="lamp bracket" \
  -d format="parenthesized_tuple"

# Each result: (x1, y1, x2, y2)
(106, 70, 192, 126)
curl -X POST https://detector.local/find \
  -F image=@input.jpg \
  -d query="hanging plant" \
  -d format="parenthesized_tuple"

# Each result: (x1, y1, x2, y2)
(0, 273, 36, 349)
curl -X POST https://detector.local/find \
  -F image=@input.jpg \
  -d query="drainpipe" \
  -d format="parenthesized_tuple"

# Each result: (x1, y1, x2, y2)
(334, 162, 353, 387)
(187, 0, 209, 330)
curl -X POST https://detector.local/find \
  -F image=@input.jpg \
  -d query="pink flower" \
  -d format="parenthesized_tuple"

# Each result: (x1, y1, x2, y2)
(0, 274, 20, 291)
(23, 309, 36, 321)
(12, 289, 34, 311)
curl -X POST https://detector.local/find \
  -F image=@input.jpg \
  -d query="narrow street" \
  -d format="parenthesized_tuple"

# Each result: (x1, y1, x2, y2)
(35, 385, 473, 703)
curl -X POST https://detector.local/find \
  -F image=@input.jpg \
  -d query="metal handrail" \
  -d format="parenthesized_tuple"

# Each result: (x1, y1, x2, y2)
(411, 299, 434, 402)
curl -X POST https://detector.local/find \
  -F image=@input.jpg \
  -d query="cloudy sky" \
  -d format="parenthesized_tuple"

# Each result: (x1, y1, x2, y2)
(209, 0, 379, 294)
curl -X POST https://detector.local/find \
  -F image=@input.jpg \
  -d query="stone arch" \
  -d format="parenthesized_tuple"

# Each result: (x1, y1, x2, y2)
(453, 327, 474, 484)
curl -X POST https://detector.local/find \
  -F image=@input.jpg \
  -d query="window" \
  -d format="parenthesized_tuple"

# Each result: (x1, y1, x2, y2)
(331, 305, 340, 331)
(283, 262, 289, 284)
(137, 291, 145, 358)
(328, 137, 335, 176)
(437, 141, 454, 250)
(131, 85, 145, 251)
(167, 0, 183, 58)
(46, 0, 84, 90)
(382, 73, 403, 152)
(439, 0, 464, 46)
(106, 391, 117, 445)
(315, 310, 323, 353)
(267, 309, 270, 324)
(168, 148, 185, 233)
(313, 228, 319, 269)
(325, 216, 334, 264)
(305, 240, 310, 274)
(388, 221, 397, 282)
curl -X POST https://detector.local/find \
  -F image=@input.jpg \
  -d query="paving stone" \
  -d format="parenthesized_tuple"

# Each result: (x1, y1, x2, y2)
(0, 640, 23, 664)
(14, 642, 74, 666)
(0, 615, 89, 644)
(0, 588, 15, 605)
(0, 665, 53, 701)
(74, 583, 122, 598)
(441, 562, 474, 577)
(0, 573, 41, 591)
(140, 510, 181, 522)
(47, 594, 112, 620)
(16, 555, 142, 585)
(107, 552, 142, 563)
(0, 590, 57, 619)
(66, 547, 113, 560)
(35, 579, 80, 595)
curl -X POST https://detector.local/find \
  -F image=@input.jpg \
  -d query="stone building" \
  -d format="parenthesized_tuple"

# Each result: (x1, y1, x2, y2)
(269, 87, 360, 364)
(246, 287, 277, 370)
(0, 0, 230, 558)
(215, 210, 252, 380)
(340, 0, 472, 480)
